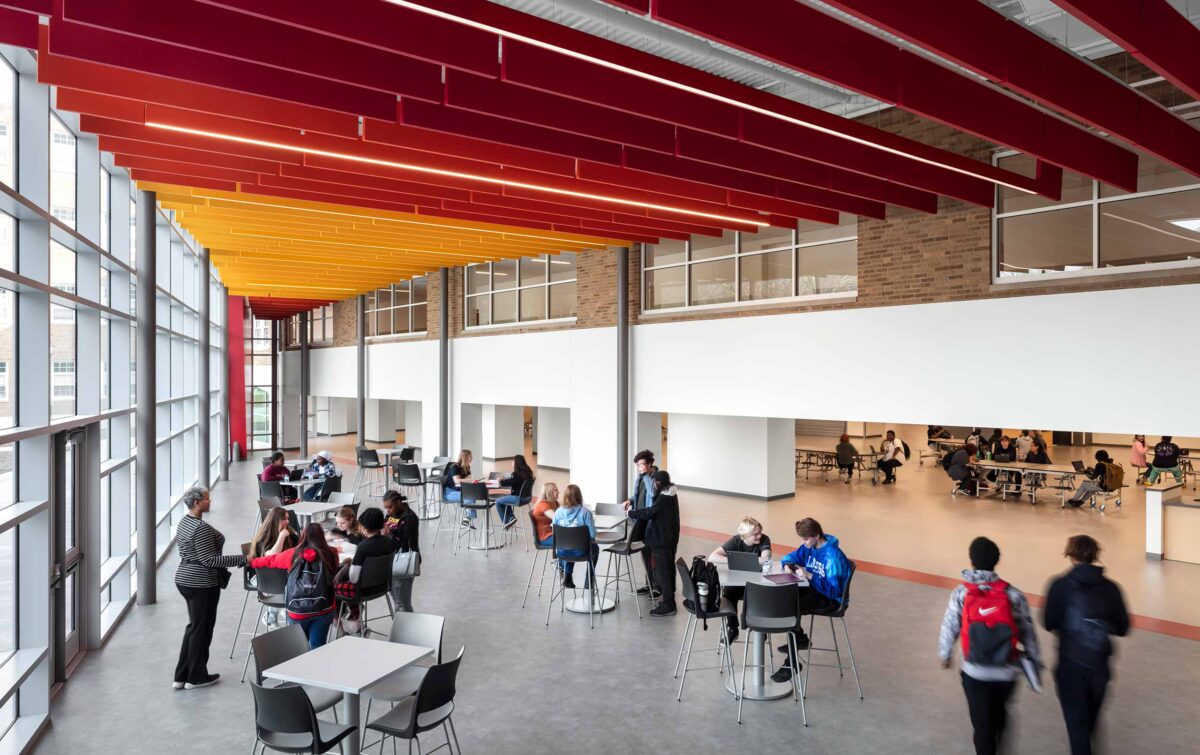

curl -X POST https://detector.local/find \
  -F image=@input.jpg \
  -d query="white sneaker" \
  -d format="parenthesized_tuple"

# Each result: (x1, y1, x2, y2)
(340, 618, 361, 635)
(173, 681, 185, 690)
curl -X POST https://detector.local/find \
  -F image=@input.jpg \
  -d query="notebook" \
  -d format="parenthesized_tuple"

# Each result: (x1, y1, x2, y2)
(764, 573, 803, 585)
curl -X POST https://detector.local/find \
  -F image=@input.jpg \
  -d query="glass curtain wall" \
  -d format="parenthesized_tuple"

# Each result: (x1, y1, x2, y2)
(464, 253, 577, 327)
(244, 314, 275, 451)
(0, 45, 225, 753)
(366, 276, 427, 337)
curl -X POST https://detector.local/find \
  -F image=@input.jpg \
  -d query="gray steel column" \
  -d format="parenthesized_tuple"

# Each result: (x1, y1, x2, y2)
(219, 285, 230, 481)
(135, 189, 157, 605)
(438, 267, 449, 457)
(616, 247, 630, 503)
(356, 294, 366, 448)
(198, 248, 211, 488)
(299, 311, 310, 458)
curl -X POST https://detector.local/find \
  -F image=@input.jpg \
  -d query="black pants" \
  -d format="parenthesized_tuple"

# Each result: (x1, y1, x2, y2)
(631, 519, 657, 589)
(838, 462, 855, 479)
(1056, 662, 1110, 755)
(651, 546, 677, 608)
(878, 459, 902, 480)
(724, 586, 744, 629)
(175, 584, 221, 684)
(782, 588, 838, 654)
(961, 674, 1015, 755)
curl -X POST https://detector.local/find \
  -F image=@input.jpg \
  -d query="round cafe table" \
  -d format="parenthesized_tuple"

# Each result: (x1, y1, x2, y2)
(717, 563, 810, 701)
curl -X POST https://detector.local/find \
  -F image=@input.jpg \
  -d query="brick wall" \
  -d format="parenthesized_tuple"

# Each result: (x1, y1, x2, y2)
(331, 299, 357, 346)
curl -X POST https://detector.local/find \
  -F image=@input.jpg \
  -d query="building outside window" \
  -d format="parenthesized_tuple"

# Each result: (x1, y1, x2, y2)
(245, 315, 275, 451)
(50, 114, 77, 229)
(100, 167, 111, 251)
(643, 216, 857, 311)
(0, 59, 14, 190)
(464, 253, 576, 327)
(367, 276, 427, 336)
(994, 150, 1200, 280)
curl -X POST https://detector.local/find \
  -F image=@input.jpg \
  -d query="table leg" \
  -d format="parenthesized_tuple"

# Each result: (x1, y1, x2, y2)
(343, 692, 360, 755)
(741, 631, 792, 701)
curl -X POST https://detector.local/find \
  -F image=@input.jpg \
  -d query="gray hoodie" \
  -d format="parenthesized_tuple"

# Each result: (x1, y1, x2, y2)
(939, 569, 1043, 681)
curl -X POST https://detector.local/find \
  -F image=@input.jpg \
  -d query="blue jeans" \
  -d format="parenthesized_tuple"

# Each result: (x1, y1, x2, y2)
(302, 482, 322, 501)
(494, 494, 518, 523)
(289, 612, 334, 649)
(556, 543, 599, 580)
(446, 489, 475, 520)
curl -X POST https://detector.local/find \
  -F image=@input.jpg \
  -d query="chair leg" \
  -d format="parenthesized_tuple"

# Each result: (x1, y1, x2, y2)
(829, 616, 844, 677)
(625, 555, 642, 619)
(673, 613, 694, 678)
(536, 549, 551, 598)
(545, 559, 560, 626)
(841, 617, 864, 700)
(447, 717, 461, 755)
(803, 614, 815, 697)
(789, 633, 808, 727)
(229, 590, 251, 658)
(737, 630, 752, 724)
(240, 604, 265, 683)
(521, 548, 541, 608)
(587, 561, 597, 630)
(677, 614, 700, 701)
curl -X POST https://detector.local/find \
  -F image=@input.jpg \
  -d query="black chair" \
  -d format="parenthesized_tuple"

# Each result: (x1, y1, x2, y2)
(600, 511, 647, 618)
(521, 509, 557, 608)
(249, 682, 355, 755)
(674, 558, 738, 702)
(250, 624, 341, 716)
(802, 560, 863, 701)
(261, 455, 273, 469)
(241, 567, 290, 683)
(365, 647, 465, 755)
(502, 477, 536, 549)
(546, 524, 599, 629)
(353, 447, 385, 500)
(398, 446, 416, 463)
(259, 479, 285, 501)
(341, 554, 394, 639)
(316, 473, 341, 502)
(394, 462, 426, 514)
(229, 543, 257, 661)
(738, 582, 807, 725)
(361, 613, 447, 742)
(455, 482, 496, 557)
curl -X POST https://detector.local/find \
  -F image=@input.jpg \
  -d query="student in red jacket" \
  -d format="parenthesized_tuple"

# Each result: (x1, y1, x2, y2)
(250, 523, 340, 648)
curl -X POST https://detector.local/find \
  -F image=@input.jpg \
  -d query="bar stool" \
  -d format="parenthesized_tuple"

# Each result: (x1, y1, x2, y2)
(738, 582, 807, 725)
(455, 482, 498, 556)
(502, 477, 535, 549)
(599, 510, 648, 618)
(674, 559, 738, 702)
(393, 462, 427, 516)
(521, 509, 557, 608)
(802, 560, 864, 701)
(352, 447, 386, 500)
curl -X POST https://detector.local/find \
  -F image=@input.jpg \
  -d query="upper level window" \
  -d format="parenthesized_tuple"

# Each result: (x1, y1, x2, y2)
(50, 114, 77, 230)
(368, 276, 427, 337)
(0, 59, 15, 190)
(643, 216, 857, 311)
(99, 167, 111, 251)
(308, 305, 332, 344)
(994, 150, 1200, 280)
(464, 253, 577, 328)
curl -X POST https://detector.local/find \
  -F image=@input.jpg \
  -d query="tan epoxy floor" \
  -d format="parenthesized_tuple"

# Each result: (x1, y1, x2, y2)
(317, 429, 1200, 627)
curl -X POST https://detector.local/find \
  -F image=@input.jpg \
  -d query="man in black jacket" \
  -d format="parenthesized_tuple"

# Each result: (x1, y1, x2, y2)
(625, 470, 680, 617)
(1042, 535, 1130, 755)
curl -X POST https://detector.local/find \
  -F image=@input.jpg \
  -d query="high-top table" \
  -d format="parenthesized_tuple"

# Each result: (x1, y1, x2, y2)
(564, 513, 627, 615)
(263, 636, 434, 755)
(286, 498, 345, 525)
(718, 563, 810, 701)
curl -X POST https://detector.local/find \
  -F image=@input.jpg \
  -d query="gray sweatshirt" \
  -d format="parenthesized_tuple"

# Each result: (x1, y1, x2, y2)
(938, 569, 1043, 681)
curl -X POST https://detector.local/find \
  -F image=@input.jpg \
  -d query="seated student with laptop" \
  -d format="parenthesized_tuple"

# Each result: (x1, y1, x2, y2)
(1067, 451, 1122, 507)
(774, 518, 851, 682)
(707, 517, 773, 643)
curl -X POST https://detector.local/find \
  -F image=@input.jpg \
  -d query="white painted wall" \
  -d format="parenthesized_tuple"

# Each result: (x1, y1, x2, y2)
(537, 407, 571, 469)
(667, 414, 795, 498)
(364, 399, 395, 443)
(404, 400, 423, 451)
(309, 347, 357, 398)
(483, 404, 525, 459)
(460, 403, 482, 463)
(636, 411, 663, 463)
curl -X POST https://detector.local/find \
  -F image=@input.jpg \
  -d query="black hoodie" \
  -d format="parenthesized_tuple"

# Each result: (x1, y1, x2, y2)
(1042, 564, 1130, 666)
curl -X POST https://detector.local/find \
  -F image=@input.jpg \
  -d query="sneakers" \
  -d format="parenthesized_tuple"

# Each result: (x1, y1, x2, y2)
(460, 517, 476, 530)
(771, 662, 802, 683)
(636, 586, 662, 598)
(844, 476, 852, 485)
(562, 576, 577, 590)
(184, 674, 220, 689)
(650, 604, 677, 617)
(172, 681, 185, 690)
(882, 477, 895, 485)
(725, 626, 740, 645)
(502, 518, 517, 530)
(777, 635, 810, 652)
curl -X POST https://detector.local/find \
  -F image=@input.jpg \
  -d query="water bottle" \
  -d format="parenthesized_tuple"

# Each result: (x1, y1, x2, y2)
(762, 557, 772, 576)
(697, 582, 709, 602)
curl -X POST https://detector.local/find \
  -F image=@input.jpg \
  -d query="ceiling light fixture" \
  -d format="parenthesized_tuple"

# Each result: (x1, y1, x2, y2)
(144, 121, 766, 227)
(383, 0, 1035, 194)
(1169, 218, 1200, 233)
(1107, 213, 1200, 245)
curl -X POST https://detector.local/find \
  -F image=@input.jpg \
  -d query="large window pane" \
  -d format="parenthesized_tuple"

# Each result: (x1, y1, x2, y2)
(0, 60, 14, 189)
(690, 258, 736, 305)
(0, 528, 14, 667)
(549, 251, 577, 282)
(645, 238, 685, 267)
(1099, 189, 1200, 268)
(520, 255, 547, 286)
(466, 264, 491, 295)
(645, 267, 685, 310)
(797, 214, 857, 245)
(0, 290, 14, 430)
(519, 287, 546, 321)
(100, 475, 111, 561)
(690, 230, 735, 261)
(492, 289, 517, 324)
(0, 443, 13, 511)
(375, 308, 393, 337)
(393, 306, 410, 335)
(50, 114, 77, 229)
(1101, 152, 1196, 198)
(549, 281, 576, 319)
(741, 226, 794, 254)
(100, 168, 111, 251)
(51, 305, 76, 419)
(0, 211, 12, 271)
(412, 303, 427, 332)
(492, 258, 517, 291)
(465, 294, 489, 327)
(740, 250, 792, 301)
(797, 240, 858, 295)
(997, 153, 1090, 213)
(100, 317, 110, 411)
(51, 240, 76, 293)
(392, 281, 410, 307)
(412, 277, 426, 304)
(997, 206, 1092, 276)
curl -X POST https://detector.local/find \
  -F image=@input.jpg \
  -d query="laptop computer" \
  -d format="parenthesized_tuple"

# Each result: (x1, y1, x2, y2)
(869, 445, 877, 454)
(288, 468, 305, 481)
(1071, 460, 1086, 472)
(487, 471, 502, 481)
(727, 551, 761, 573)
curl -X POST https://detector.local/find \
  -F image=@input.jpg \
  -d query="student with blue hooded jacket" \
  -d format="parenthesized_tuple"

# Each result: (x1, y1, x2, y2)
(774, 518, 851, 682)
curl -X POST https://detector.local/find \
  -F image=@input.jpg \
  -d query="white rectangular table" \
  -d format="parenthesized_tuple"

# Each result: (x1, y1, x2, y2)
(594, 514, 626, 530)
(717, 564, 809, 701)
(287, 498, 344, 525)
(263, 636, 434, 755)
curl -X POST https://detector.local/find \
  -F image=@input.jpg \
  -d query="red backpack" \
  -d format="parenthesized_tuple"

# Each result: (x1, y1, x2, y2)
(961, 580, 1018, 666)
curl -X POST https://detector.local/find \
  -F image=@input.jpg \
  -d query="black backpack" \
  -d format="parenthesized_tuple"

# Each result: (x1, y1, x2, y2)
(901, 440, 911, 460)
(942, 449, 956, 472)
(1064, 585, 1113, 662)
(689, 556, 721, 628)
(286, 551, 334, 615)
(439, 463, 456, 489)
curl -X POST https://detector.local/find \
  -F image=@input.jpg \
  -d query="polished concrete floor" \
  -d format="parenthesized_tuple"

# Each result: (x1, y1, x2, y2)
(34, 456, 1200, 754)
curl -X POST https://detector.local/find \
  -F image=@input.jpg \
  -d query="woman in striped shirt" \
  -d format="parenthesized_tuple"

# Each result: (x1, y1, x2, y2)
(174, 486, 246, 690)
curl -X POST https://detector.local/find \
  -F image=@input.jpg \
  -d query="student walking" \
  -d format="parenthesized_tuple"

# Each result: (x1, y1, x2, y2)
(939, 537, 1042, 755)
(1042, 536, 1130, 755)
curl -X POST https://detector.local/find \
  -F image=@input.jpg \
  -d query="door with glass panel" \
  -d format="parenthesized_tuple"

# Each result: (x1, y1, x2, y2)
(50, 429, 85, 680)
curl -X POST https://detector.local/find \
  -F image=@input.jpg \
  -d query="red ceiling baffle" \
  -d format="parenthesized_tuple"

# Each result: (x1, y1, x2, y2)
(226, 294, 248, 460)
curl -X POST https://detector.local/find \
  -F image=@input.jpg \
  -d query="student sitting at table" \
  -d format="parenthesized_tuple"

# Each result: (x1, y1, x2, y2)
(329, 506, 364, 545)
(248, 507, 297, 630)
(442, 450, 475, 525)
(380, 492, 419, 614)
(775, 518, 851, 682)
(1015, 429, 1033, 462)
(877, 429, 906, 485)
(1146, 436, 1184, 485)
(261, 452, 290, 483)
(531, 482, 561, 547)
(986, 428, 1003, 455)
(625, 471, 681, 618)
(928, 424, 952, 441)
(1025, 439, 1051, 465)
(335, 507, 397, 634)
(1067, 450, 1122, 507)
(494, 454, 534, 529)
(835, 434, 859, 485)
(948, 443, 979, 495)
(302, 450, 338, 501)
(989, 435, 1020, 489)
(249, 523, 340, 649)
(707, 516, 772, 642)
(551, 484, 599, 592)
(1130, 435, 1149, 483)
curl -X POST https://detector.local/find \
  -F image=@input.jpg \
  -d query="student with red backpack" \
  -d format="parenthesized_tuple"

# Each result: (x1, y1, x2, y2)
(250, 523, 340, 649)
(939, 537, 1043, 755)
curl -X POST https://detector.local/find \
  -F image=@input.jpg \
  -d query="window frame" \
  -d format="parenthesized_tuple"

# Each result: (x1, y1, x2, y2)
(365, 276, 429, 339)
(462, 254, 577, 330)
